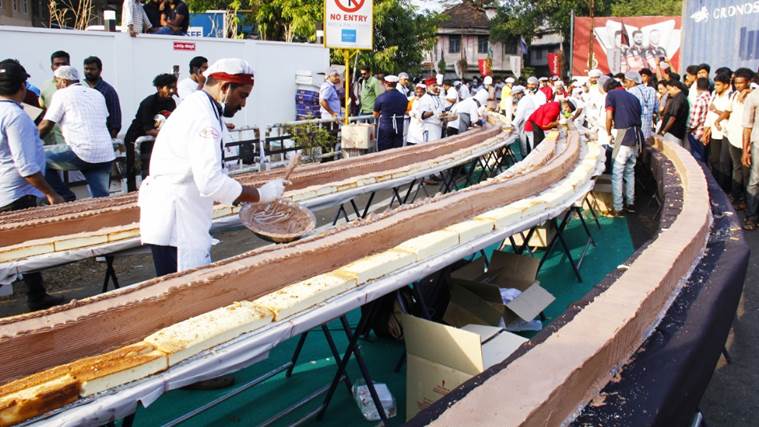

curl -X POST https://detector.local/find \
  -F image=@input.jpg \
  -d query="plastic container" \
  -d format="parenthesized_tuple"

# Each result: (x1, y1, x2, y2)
(352, 380, 397, 421)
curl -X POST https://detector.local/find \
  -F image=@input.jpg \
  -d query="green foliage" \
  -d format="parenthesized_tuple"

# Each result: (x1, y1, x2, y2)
(331, 0, 442, 75)
(611, 0, 682, 16)
(286, 118, 335, 161)
(490, 0, 681, 44)
(437, 56, 447, 74)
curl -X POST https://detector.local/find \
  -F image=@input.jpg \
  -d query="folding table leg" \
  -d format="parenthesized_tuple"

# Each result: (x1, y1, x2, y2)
(332, 204, 350, 226)
(540, 216, 583, 282)
(101, 255, 120, 293)
(318, 312, 388, 425)
(286, 331, 309, 377)
(360, 192, 376, 219)
(321, 325, 353, 393)
(573, 206, 596, 246)
(584, 193, 602, 229)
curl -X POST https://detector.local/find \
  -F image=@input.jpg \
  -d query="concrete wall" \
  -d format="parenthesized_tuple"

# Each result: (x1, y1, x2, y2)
(0, 26, 330, 134)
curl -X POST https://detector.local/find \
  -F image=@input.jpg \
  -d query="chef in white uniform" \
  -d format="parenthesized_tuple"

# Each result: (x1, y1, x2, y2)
(418, 81, 445, 143)
(139, 58, 285, 275)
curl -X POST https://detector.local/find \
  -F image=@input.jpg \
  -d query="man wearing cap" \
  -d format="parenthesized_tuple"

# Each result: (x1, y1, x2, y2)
(624, 70, 658, 142)
(499, 77, 515, 114)
(526, 76, 546, 107)
(0, 59, 67, 311)
(416, 80, 445, 143)
(478, 75, 496, 111)
(585, 69, 605, 132)
(511, 85, 537, 155)
(605, 77, 643, 215)
(524, 98, 562, 150)
(319, 69, 341, 120)
(373, 75, 408, 151)
(539, 77, 554, 103)
(139, 58, 285, 276)
(38, 65, 115, 201)
(397, 72, 411, 97)
(447, 89, 486, 136)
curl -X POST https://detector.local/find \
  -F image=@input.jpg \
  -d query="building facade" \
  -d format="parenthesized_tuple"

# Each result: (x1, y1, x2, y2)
(0, 0, 34, 26)
(428, 0, 521, 80)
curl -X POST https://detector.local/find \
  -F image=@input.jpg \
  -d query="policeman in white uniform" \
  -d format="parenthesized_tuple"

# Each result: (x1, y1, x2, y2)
(139, 58, 285, 275)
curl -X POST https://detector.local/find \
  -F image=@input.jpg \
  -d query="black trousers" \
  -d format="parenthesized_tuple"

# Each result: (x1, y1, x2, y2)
(149, 244, 178, 277)
(377, 126, 404, 151)
(0, 195, 46, 301)
(727, 141, 750, 201)
(125, 139, 155, 192)
(707, 138, 731, 193)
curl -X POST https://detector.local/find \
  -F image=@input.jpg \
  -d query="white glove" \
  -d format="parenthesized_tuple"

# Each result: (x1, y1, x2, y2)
(258, 179, 285, 203)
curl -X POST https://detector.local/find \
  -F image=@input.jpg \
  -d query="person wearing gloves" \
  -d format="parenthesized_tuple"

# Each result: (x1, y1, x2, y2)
(139, 58, 286, 276)
(417, 80, 446, 143)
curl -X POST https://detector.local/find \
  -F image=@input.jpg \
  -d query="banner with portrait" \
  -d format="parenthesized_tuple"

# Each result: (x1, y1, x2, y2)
(571, 16, 682, 76)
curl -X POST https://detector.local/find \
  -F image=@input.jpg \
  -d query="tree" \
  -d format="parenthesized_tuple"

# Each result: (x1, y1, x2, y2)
(611, 0, 681, 16)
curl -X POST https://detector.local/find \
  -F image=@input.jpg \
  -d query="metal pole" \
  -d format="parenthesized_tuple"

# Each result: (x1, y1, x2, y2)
(588, 0, 595, 71)
(569, 9, 575, 78)
(344, 50, 351, 126)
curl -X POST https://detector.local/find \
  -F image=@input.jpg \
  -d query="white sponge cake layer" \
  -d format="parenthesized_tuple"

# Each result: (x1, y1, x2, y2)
(145, 302, 273, 366)
(336, 250, 416, 283)
(395, 230, 460, 261)
(251, 273, 358, 321)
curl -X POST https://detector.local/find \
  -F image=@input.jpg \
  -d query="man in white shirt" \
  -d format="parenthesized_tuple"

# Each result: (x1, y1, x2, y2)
(511, 85, 537, 155)
(704, 72, 732, 191)
(456, 80, 470, 100)
(446, 93, 483, 136)
(527, 76, 546, 107)
(122, 0, 153, 37)
(441, 80, 458, 108)
(38, 66, 115, 201)
(139, 58, 285, 275)
(724, 68, 753, 209)
(417, 81, 445, 143)
(177, 56, 208, 102)
(397, 72, 411, 97)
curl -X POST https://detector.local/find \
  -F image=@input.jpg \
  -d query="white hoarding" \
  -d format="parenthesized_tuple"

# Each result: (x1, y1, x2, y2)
(324, 0, 373, 50)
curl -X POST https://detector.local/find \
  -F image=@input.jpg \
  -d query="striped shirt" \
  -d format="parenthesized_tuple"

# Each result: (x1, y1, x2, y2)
(688, 91, 712, 140)
(44, 84, 115, 164)
(121, 0, 152, 34)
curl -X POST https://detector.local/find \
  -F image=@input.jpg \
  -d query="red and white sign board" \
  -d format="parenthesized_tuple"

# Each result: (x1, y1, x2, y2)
(324, 0, 373, 50)
(173, 41, 196, 51)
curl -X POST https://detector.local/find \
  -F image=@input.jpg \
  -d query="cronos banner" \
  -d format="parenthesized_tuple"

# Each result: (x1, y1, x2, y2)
(571, 16, 682, 76)
(682, 0, 759, 71)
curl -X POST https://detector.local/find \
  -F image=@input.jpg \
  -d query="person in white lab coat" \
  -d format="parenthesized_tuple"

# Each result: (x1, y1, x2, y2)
(139, 58, 285, 276)
(511, 85, 538, 155)
(417, 81, 446, 143)
(407, 83, 427, 145)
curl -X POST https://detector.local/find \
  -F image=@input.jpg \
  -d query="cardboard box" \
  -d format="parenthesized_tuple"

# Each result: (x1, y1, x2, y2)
(443, 252, 555, 329)
(507, 224, 555, 248)
(341, 123, 375, 149)
(588, 174, 614, 215)
(402, 314, 527, 419)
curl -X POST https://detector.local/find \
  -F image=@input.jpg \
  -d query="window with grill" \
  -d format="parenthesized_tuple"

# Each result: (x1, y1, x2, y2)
(449, 35, 461, 54)
(478, 36, 489, 54)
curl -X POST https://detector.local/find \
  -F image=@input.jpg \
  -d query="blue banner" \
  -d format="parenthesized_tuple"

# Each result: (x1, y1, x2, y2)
(682, 0, 759, 71)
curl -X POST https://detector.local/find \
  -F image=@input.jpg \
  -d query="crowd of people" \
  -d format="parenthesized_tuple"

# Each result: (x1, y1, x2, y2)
(320, 62, 759, 229)
(0, 51, 215, 310)
(121, 0, 190, 37)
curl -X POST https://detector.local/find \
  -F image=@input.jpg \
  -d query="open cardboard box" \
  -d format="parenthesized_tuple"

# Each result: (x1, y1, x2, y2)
(443, 251, 555, 330)
(507, 224, 555, 248)
(401, 314, 527, 420)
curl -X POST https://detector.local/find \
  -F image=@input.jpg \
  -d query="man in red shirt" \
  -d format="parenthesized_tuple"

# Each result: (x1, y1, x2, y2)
(539, 77, 554, 103)
(525, 100, 562, 151)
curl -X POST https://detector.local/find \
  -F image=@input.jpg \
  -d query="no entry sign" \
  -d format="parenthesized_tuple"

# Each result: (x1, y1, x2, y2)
(324, 0, 373, 50)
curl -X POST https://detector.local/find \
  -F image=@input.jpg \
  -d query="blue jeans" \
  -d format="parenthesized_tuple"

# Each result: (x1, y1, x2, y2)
(45, 145, 112, 200)
(746, 143, 759, 220)
(154, 27, 186, 35)
(688, 134, 707, 162)
(612, 145, 637, 211)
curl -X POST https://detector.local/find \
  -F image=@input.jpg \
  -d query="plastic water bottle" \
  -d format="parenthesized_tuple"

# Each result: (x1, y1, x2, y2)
(352, 380, 397, 421)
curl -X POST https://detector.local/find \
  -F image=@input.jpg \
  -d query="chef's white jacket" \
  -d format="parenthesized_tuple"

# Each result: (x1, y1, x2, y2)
(418, 93, 444, 142)
(138, 90, 242, 270)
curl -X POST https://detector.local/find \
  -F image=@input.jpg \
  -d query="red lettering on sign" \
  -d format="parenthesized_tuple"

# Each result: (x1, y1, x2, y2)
(330, 13, 341, 20)
(335, 0, 365, 13)
(173, 41, 196, 51)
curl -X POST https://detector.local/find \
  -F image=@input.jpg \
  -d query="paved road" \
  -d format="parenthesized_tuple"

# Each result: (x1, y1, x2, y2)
(701, 227, 759, 426)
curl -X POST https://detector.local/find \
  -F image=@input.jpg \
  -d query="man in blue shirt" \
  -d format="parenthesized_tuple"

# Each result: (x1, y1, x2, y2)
(83, 56, 122, 138)
(605, 78, 643, 216)
(373, 75, 408, 151)
(0, 59, 67, 311)
(319, 69, 341, 120)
